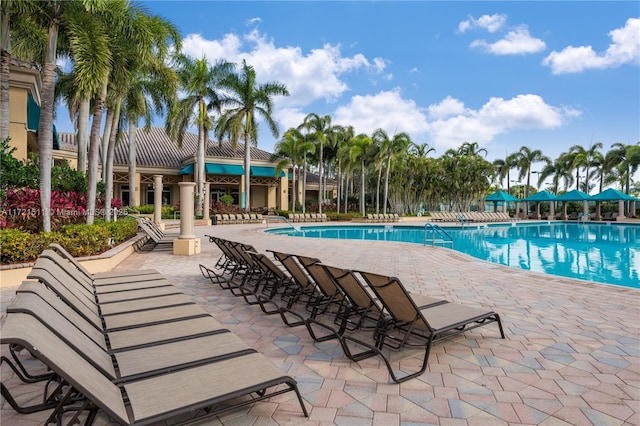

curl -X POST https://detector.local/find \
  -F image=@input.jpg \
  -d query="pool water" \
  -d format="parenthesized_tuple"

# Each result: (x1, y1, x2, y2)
(266, 222, 639, 288)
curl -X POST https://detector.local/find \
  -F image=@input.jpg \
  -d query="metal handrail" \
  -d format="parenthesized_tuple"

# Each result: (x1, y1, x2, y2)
(424, 223, 453, 247)
(265, 215, 301, 232)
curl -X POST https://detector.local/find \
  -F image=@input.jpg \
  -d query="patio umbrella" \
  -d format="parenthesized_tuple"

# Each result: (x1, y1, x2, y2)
(485, 190, 520, 213)
(591, 188, 638, 220)
(554, 190, 592, 220)
(522, 190, 557, 219)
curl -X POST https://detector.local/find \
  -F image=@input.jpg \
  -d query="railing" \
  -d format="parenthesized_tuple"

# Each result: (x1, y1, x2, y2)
(265, 215, 301, 232)
(577, 212, 588, 223)
(424, 223, 454, 248)
(455, 213, 471, 227)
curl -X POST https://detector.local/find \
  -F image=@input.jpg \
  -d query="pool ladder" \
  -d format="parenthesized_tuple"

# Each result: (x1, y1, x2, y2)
(424, 223, 454, 248)
(265, 215, 301, 232)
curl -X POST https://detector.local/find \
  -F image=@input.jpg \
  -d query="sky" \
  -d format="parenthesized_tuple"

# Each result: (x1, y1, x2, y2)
(56, 1, 640, 184)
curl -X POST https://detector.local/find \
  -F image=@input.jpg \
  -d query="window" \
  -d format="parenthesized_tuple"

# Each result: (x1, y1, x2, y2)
(146, 185, 171, 205)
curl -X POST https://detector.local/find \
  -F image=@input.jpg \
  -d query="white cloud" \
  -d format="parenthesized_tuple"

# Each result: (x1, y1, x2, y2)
(333, 89, 429, 137)
(458, 14, 507, 33)
(470, 26, 546, 55)
(426, 94, 581, 150)
(181, 30, 385, 107)
(246, 17, 261, 26)
(543, 18, 640, 74)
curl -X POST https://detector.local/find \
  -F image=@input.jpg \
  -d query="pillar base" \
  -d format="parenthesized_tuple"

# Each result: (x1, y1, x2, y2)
(173, 238, 201, 256)
(616, 216, 626, 221)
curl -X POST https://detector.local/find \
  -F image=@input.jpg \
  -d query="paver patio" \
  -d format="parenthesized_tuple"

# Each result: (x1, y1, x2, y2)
(1, 221, 639, 425)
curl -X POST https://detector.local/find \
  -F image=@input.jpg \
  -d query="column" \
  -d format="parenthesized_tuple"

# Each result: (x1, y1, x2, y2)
(173, 182, 201, 255)
(548, 201, 555, 220)
(617, 200, 625, 220)
(153, 175, 163, 226)
(203, 182, 211, 222)
(583, 200, 589, 220)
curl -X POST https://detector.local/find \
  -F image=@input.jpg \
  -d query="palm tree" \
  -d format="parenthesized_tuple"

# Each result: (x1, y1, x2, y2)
(331, 125, 354, 214)
(18, 0, 110, 231)
(568, 142, 603, 194)
(124, 59, 178, 208)
(372, 129, 411, 214)
(215, 59, 289, 212)
(349, 133, 373, 216)
(272, 127, 314, 212)
(167, 54, 233, 217)
(514, 146, 551, 199)
(604, 142, 640, 196)
(301, 113, 331, 214)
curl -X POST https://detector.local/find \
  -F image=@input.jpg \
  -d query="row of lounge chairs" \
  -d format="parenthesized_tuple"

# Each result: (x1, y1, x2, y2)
(134, 216, 178, 251)
(287, 213, 328, 222)
(1, 244, 308, 424)
(429, 211, 514, 223)
(366, 213, 400, 223)
(214, 213, 264, 225)
(200, 236, 505, 383)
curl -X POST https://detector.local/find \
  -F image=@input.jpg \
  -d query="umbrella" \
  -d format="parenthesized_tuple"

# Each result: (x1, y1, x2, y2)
(522, 190, 557, 202)
(485, 190, 520, 202)
(554, 189, 592, 201)
(590, 188, 638, 201)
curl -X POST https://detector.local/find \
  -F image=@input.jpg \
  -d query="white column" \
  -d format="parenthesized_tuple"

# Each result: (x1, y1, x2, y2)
(174, 182, 201, 255)
(204, 182, 210, 219)
(153, 175, 163, 225)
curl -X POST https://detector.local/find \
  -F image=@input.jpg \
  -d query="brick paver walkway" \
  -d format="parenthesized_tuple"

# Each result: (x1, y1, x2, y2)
(2, 221, 639, 425)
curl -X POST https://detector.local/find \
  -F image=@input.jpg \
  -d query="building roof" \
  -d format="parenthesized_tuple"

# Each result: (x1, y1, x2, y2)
(57, 127, 275, 169)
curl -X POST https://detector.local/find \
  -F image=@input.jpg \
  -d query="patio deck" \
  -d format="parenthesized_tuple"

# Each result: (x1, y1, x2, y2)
(1, 221, 639, 425)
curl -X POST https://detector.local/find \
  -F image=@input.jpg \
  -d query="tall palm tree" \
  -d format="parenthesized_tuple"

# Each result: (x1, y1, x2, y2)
(300, 113, 331, 214)
(604, 142, 640, 196)
(331, 125, 354, 214)
(349, 133, 373, 216)
(124, 59, 178, 208)
(215, 59, 289, 212)
(514, 146, 551, 199)
(167, 54, 233, 217)
(568, 142, 603, 194)
(372, 128, 411, 214)
(18, 0, 110, 231)
(272, 127, 314, 212)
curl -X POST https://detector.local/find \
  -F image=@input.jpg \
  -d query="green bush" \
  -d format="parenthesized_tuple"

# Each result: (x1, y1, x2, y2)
(60, 224, 111, 257)
(137, 204, 155, 214)
(0, 229, 68, 263)
(326, 212, 361, 221)
(98, 217, 139, 244)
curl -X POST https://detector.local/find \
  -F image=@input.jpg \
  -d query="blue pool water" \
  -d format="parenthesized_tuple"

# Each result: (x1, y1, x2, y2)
(266, 222, 639, 288)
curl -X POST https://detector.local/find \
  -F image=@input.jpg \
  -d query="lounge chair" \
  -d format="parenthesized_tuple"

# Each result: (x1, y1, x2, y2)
(357, 270, 505, 382)
(1, 311, 309, 424)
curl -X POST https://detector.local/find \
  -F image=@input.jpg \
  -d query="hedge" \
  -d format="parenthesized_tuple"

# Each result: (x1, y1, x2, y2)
(0, 217, 139, 264)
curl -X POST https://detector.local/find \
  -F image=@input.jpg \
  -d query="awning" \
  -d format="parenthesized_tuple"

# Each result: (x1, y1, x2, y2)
(178, 163, 244, 176)
(206, 163, 244, 175)
(250, 166, 285, 177)
(27, 94, 60, 150)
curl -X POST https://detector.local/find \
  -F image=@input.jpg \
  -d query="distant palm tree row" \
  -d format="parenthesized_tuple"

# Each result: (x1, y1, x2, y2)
(273, 116, 640, 215)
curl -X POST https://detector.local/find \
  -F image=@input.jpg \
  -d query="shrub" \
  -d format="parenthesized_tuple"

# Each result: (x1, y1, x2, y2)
(136, 204, 155, 214)
(98, 217, 139, 244)
(59, 224, 111, 257)
(0, 229, 68, 263)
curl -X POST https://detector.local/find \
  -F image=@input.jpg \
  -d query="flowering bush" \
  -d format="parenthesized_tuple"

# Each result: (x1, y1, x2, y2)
(0, 187, 123, 232)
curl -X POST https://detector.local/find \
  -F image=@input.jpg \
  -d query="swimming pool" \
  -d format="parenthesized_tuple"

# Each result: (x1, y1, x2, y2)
(266, 222, 639, 288)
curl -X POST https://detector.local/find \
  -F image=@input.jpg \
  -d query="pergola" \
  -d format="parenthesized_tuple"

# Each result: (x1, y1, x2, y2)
(522, 190, 557, 220)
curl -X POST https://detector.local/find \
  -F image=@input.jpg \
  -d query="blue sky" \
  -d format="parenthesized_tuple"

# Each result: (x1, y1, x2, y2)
(57, 1, 640, 177)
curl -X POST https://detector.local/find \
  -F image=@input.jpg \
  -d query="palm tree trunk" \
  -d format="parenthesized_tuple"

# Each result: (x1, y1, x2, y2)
(128, 121, 138, 207)
(291, 165, 296, 212)
(244, 131, 251, 212)
(383, 158, 391, 214)
(86, 82, 107, 225)
(105, 102, 121, 222)
(302, 160, 307, 212)
(318, 143, 323, 214)
(38, 21, 59, 233)
(336, 162, 342, 214)
(0, 49, 10, 141)
(343, 174, 349, 214)
(375, 166, 381, 213)
(360, 161, 365, 215)
(76, 99, 89, 173)
(101, 107, 114, 180)
(196, 124, 205, 216)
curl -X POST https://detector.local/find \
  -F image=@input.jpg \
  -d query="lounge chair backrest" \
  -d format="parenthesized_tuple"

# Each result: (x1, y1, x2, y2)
(27, 267, 102, 326)
(8, 292, 116, 378)
(38, 250, 94, 288)
(14, 282, 105, 342)
(1, 313, 131, 424)
(296, 256, 341, 299)
(358, 271, 431, 332)
(269, 251, 315, 293)
(49, 243, 93, 278)
(324, 265, 379, 313)
(250, 252, 289, 281)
